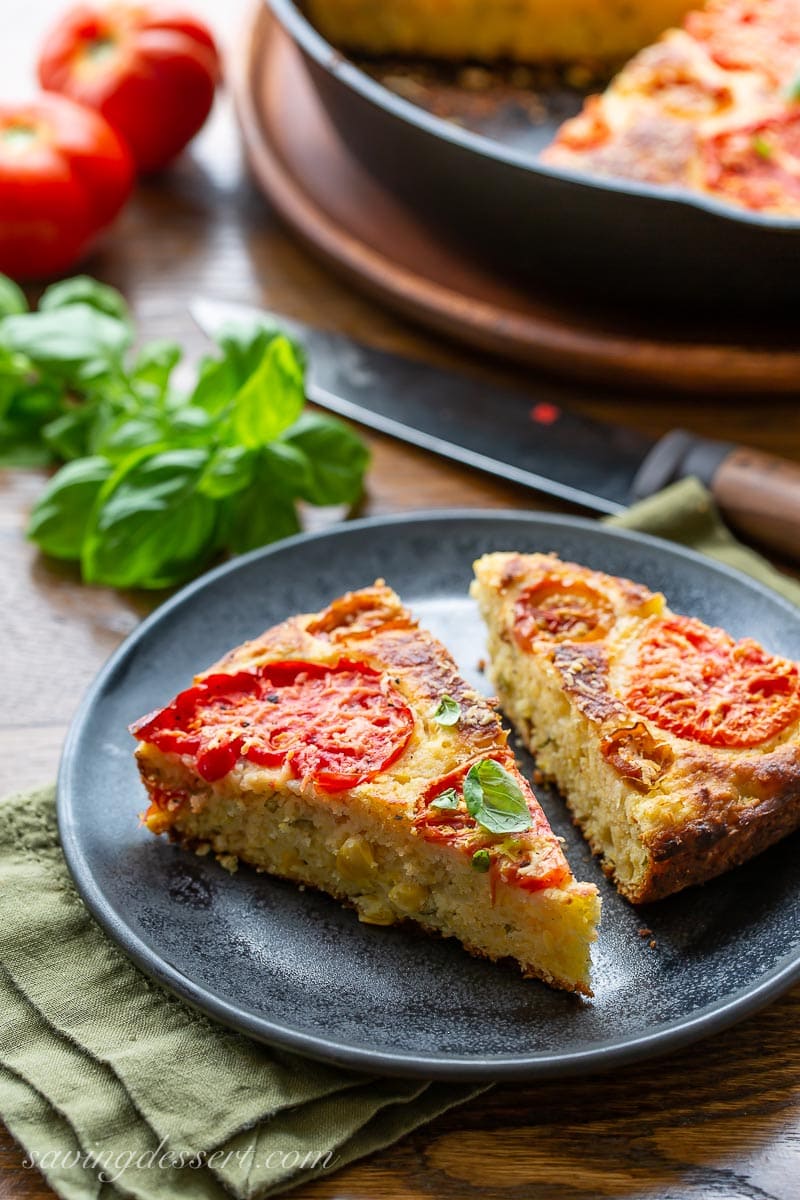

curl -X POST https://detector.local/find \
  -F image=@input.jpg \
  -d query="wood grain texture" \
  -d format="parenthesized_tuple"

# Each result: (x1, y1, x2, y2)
(1, 3, 799, 1198)
(712, 448, 800, 562)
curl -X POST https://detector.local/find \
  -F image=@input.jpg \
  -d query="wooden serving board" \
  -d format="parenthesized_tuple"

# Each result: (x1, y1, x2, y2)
(230, 3, 800, 395)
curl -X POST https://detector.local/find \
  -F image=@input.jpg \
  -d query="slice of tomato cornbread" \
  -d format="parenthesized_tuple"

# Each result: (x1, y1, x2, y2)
(132, 582, 600, 994)
(304, 1, 697, 65)
(472, 553, 800, 903)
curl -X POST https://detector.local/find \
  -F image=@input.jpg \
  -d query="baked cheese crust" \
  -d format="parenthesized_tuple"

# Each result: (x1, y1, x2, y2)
(303, 1, 697, 65)
(472, 553, 800, 903)
(132, 582, 600, 994)
(543, 0, 800, 215)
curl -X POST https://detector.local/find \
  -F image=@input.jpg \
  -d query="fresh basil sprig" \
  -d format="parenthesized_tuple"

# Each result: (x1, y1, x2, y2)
(0, 275, 369, 589)
(463, 759, 534, 836)
(431, 695, 461, 726)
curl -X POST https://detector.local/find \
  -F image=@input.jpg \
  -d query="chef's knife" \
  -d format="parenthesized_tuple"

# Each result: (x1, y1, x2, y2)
(192, 299, 800, 562)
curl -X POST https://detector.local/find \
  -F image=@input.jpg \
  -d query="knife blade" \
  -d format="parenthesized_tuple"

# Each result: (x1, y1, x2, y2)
(191, 298, 800, 561)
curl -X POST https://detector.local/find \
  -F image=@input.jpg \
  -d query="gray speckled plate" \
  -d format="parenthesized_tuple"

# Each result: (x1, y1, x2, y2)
(58, 512, 800, 1081)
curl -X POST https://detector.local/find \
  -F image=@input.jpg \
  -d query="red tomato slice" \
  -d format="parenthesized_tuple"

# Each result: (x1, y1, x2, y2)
(624, 615, 800, 748)
(514, 577, 615, 650)
(702, 111, 800, 213)
(555, 96, 612, 152)
(131, 659, 415, 791)
(686, 0, 800, 87)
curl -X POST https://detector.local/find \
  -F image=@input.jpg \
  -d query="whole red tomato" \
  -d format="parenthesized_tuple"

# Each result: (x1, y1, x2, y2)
(38, 4, 220, 174)
(0, 93, 134, 281)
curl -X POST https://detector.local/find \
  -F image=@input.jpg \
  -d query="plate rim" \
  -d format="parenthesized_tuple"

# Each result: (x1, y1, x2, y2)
(265, 0, 800, 234)
(57, 509, 800, 1081)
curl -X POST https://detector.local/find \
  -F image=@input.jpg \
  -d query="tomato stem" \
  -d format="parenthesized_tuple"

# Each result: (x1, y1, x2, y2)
(1, 125, 38, 149)
(85, 36, 118, 63)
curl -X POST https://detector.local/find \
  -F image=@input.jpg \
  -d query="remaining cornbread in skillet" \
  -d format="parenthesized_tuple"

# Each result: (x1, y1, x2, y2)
(304, 0, 697, 65)
(473, 553, 800, 903)
(132, 581, 600, 994)
(544, 0, 800, 215)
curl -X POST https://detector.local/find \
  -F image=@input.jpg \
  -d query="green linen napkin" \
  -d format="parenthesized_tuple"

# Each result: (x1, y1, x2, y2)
(607, 476, 800, 607)
(1, 477, 797, 1200)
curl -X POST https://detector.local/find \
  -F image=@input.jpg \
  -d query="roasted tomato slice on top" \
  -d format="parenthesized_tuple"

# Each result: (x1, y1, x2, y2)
(131, 659, 415, 791)
(624, 614, 800, 748)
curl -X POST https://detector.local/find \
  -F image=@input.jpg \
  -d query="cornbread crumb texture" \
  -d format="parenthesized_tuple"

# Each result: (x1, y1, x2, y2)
(133, 581, 600, 995)
(472, 552, 800, 903)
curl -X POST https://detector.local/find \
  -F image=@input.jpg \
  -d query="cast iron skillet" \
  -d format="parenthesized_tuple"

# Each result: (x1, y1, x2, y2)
(266, 0, 800, 310)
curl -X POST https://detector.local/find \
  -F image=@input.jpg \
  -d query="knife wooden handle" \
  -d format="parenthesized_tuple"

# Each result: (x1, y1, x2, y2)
(711, 447, 800, 562)
(634, 431, 800, 562)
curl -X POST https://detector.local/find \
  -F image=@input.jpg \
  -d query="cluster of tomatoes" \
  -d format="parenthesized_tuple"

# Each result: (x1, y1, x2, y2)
(0, 3, 220, 280)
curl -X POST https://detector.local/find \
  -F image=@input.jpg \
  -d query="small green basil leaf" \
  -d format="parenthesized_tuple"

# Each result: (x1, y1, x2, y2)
(0, 304, 132, 373)
(0, 426, 55, 466)
(70, 361, 116, 391)
(0, 383, 65, 459)
(261, 440, 313, 495)
(231, 335, 305, 449)
(4, 382, 62, 427)
(0, 275, 28, 317)
(190, 353, 237, 415)
(221, 477, 301, 554)
(0, 343, 30, 390)
(27, 456, 113, 559)
(190, 322, 280, 415)
(167, 406, 215, 447)
(82, 447, 217, 588)
(198, 445, 258, 499)
(215, 321, 279, 380)
(472, 849, 491, 872)
(463, 760, 533, 835)
(431, 788, 460, 811)
(283, 412, 369, 505)
(93, 415, 167, 462)
(130, 340, 182, 400)
(42, 406, 97, 461)
(38, 276, 130, 323)
(431, 695, 461, 727)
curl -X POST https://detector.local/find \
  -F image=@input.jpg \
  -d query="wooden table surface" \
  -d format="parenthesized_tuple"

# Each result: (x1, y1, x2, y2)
(2, 4, 799, 1198)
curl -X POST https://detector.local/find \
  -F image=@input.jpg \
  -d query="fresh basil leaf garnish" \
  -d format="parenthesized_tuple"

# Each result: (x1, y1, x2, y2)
(431, 695, 461, 727)
(463, 759, 533, 835)
(431, 788, 460, 811)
